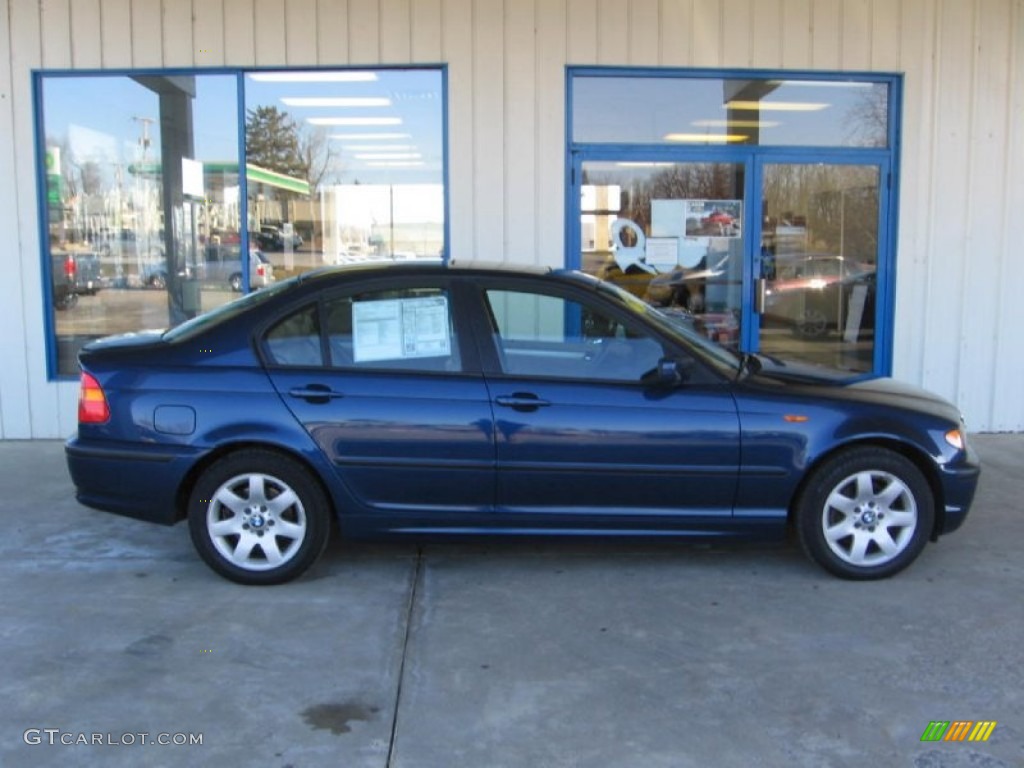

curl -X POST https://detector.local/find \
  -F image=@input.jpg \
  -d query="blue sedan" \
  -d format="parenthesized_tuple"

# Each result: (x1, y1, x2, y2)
(66, 264, 980, 584)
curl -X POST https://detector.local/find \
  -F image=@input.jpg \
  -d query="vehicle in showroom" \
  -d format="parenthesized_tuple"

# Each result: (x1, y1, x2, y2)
(65, 263, 979, 584)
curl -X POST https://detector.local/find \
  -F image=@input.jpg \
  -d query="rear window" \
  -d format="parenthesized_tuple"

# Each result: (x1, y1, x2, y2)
(163, 277, 298, 342)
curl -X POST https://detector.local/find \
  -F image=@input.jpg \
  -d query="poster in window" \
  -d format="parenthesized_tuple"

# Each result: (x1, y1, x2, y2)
(353, 296, 451, 362)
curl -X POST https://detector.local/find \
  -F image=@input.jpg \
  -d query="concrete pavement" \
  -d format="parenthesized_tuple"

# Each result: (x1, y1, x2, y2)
(0, 436, 1021, 767)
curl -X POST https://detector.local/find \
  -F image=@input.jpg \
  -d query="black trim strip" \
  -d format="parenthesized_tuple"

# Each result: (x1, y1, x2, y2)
(65, 444, 181, 464)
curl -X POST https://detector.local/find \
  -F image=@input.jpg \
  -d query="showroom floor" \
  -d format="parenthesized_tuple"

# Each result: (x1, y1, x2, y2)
(0, 437, 1021, 768)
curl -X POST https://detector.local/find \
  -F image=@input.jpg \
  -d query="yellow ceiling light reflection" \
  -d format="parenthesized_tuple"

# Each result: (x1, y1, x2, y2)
(663, 133, 748, 143)
(692, 119, 781, 129)
(725, 100, 829, 111)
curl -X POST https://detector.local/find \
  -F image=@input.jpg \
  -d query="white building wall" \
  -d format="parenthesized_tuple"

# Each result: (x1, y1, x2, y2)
(0, 0, 1020, 436)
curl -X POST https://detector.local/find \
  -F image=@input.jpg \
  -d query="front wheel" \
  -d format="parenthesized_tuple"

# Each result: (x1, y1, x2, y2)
(795, 447, 934, 579)
(188, 449, 331, 584)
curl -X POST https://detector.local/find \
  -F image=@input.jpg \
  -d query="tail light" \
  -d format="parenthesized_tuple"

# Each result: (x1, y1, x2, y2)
(256, 263, 267, 278)
(64, 255, 76, 279)
(78, 371, 110, 424)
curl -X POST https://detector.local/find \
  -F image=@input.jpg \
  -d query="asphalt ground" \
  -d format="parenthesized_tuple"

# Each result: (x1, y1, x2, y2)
(0, 435, 1021, 768)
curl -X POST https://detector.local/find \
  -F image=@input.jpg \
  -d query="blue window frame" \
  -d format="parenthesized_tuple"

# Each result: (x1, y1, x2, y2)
(33, 66, 449, 379)
(566, 67, 902, 378)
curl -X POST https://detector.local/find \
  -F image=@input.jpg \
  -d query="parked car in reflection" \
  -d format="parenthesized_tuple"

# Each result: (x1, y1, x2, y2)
(197, 244, 276, 292)
(763, 254, 875, 339)
(51, 250, 102, 309)
(66, 263, 978, 586)
(254, 226, 302, 252)
(140, 247, 275, 292)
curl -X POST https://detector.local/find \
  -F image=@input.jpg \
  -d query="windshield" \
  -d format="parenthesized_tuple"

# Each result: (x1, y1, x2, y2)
(595, 279, 742, 376)
(163, 278, 299, 342)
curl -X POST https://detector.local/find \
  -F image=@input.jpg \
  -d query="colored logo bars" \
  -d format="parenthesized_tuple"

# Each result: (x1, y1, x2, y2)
(920, 721, 997, 742)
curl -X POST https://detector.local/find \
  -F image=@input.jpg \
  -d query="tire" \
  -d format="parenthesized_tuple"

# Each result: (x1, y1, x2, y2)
(149, 273, 167, 290)
(187, 449, 331, 585)
(795, 446, 934, 580)
(229, 273, 242, 292)
(793, 308, 828, 338)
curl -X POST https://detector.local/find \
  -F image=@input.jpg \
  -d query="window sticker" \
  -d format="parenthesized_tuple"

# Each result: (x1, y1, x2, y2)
(353, 296, 452, 362)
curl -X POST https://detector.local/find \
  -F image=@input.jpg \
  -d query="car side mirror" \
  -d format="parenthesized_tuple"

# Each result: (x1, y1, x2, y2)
(644, 356, 689, 388)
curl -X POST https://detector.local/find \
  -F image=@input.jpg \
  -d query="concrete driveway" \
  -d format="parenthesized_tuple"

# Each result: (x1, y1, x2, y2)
(0, 436, 1021, 768)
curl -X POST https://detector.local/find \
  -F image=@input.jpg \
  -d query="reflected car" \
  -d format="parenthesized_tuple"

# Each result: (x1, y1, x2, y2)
(198, 244, 276, 292)
(66, 264, 979, 585)
(763, 254, 875, 339)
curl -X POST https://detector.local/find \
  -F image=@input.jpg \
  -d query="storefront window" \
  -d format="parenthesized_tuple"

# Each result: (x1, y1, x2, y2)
(244, 70, 445, 276)
(569, 68, 898, 377)
(36, 68, 446, 377)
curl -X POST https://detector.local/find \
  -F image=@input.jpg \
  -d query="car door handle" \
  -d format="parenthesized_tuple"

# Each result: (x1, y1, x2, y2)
(288, 385, 345, 402)
(495, 394, 551, 410)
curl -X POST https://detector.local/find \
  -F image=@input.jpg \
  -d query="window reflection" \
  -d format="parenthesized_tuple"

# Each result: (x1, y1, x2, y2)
(42, 74, 241, 374)
(573, 76, 888, 148)
(40, 67, 446, 377)
(244, 70, 445, 276)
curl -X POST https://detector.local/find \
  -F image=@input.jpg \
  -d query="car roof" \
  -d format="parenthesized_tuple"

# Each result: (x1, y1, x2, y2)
(294, 259, 578, 287)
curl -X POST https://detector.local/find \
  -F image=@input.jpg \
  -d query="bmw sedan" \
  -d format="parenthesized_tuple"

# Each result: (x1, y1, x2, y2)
(65, 264, 980, 584)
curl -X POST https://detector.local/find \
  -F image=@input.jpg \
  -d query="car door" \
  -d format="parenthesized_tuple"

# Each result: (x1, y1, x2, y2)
(262, 278, 495, 517)
(472, 278, 740, 520)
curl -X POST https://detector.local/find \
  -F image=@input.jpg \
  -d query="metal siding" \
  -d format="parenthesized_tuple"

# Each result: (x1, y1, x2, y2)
(781, 0, 813, 68)
(380, 0, 412, 62)
(472, 0, 504, 261)
(70, 0, 103, 67)
(891, 0, 935, 391)
(411, 0, 443, 62)
(285, 0, 319, 66)
(317, 0, 349, 64)
(566, 0, 599, 64)
(629, 0, 661, 66)
(722, 0, 753, 67)
(162, 0, 196, 66)
(11, 1, 61, 438)
(504, 0, 537, 263)
(1, 0, 1021, 435)
(254, 0, 288, 66)
(442, 0, 474, 260)
(348, 0, 381, 63)
(536, 0, 567, 268)
(194, 0, 227, 66)
(691, 0, 723, 66)
(40, 0, 72, 69)
(659, 0, 693, 67)
(989, 0, 1024, 431)
(130, 0, 163, 67)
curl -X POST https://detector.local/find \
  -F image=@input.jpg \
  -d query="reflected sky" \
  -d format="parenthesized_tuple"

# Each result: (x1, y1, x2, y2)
(573, 76, 888, 148)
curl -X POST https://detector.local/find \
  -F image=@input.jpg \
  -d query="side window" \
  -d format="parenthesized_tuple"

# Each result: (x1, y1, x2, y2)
(324, 287, 462, 373)
(264, 304, 323, 367)
(484, 289, 665, 382)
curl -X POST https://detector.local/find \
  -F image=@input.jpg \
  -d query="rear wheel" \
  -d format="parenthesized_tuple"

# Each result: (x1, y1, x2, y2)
(795, 447, 934, 579)
(229, 273, 242, 292)
(188, 449, 331, 584)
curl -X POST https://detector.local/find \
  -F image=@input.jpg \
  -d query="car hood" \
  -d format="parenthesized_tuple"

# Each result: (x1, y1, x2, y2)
(745, 356, 961, 421)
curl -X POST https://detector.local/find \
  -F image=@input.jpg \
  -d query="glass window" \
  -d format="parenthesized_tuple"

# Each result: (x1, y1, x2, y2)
(40, 73, 242, 375)
(244, 70, 445, 276)
(484, 289, 665, 382)
(324, 287, 460, 372)
(37, 67, 447, 378)
(264, 304, 323, 367)
(572, 75, 889, 148)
